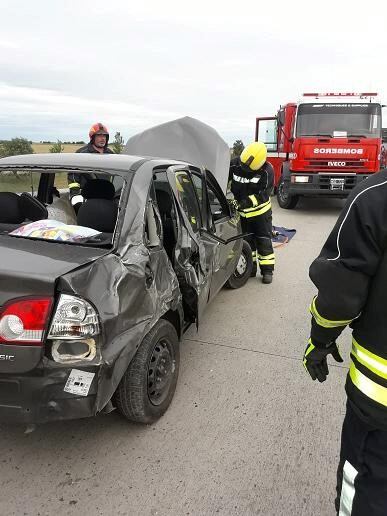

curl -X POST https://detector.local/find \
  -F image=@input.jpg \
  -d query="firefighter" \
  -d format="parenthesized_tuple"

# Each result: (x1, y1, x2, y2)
(230, 142, 275, 283)
(68, 123, 114, 211)
(303, 169, 387, 514)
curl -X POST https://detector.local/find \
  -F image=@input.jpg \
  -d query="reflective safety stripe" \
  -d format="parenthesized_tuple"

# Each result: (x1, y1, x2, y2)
(233, 174, 260, 184)
(303, 339, 315, 370)
(239, 201, 271, 218)
(242, 199, 271, 213)
(339, 460, 358, 515)
(352, 338, 387, 380)
(248, 195, 259, 207)
(258, 253, 275, 260)
(258, 253, 275, 266)
(309, 297, 353, 329)
(68, 182, 80, 189)
(349, 362, 387, 407)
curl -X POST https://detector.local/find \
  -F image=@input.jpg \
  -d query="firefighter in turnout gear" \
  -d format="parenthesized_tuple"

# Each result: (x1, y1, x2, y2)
(303, 169, 387, 515)
(68, 123, 113, 212)
(230, 142, 275, 283)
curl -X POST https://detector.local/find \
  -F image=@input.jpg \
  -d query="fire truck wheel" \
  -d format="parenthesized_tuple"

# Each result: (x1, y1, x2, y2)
(277, 175, 299, 209)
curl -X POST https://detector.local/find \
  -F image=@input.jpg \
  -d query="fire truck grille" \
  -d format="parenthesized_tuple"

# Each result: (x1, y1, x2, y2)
(305, 159, 366, 170)
(319, 175, 357, 190)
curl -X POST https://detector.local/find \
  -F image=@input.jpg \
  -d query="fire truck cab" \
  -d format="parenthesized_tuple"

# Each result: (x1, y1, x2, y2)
(255, 93, 384, 209)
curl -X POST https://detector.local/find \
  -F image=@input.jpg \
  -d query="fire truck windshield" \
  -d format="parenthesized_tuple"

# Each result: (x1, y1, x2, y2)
(296, 103, 381, 138)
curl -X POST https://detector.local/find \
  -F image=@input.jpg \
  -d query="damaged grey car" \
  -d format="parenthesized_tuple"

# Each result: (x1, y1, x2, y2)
(0, 118, 252, 425)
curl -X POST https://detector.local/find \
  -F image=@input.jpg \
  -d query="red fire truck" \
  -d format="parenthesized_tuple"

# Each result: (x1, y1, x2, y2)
(255, 93, 384, 209)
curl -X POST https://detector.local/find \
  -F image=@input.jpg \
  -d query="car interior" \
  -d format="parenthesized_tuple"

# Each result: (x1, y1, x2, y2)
(0, 173, 120, 246)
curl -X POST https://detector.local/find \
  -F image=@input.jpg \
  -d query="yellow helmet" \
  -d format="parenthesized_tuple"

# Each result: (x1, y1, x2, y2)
(240, 142, 267, 172)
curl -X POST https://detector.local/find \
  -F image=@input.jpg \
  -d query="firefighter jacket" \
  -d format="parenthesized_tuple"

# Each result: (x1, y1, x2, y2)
(229, 158, 274, 218)
(68, 143, 113, 200)
(309, 169, 387, 428)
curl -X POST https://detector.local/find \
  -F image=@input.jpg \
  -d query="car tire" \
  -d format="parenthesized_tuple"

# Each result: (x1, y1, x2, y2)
(277, 174, 299, 209)
(113, 319, 180, 424)
(225, 240, 253, 289)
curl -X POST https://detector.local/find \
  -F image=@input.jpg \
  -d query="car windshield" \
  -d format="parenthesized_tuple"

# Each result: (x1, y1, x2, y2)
(0, 168, 128, 246)
(296, 103, 382, 138)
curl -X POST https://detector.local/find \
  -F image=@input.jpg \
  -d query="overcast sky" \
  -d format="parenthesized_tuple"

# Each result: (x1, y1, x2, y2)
(0, 0, 386, 145)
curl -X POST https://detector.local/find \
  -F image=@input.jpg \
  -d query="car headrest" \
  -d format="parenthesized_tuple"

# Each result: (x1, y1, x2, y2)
(82, 179, 115, 200)
(20, 192, 48, 222)
(0, 192, 24, 224)
(156, 189, 172, 215)
(77, 199, 118, 233)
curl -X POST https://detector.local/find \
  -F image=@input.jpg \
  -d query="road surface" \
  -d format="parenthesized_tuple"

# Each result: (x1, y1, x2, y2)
(0, 197, 348, 516)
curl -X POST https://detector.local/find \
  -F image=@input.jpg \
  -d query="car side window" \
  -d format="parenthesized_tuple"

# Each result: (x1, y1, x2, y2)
(206, 179, 230, 222)
(174, 171, 201, 233)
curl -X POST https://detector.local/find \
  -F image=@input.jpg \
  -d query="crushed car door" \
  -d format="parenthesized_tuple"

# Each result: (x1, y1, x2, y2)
(166, 166, 213, 325)
(201, 169, 243, 299)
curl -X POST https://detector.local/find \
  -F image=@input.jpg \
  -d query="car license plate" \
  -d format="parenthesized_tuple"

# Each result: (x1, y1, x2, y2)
(330, 178, 345, 190)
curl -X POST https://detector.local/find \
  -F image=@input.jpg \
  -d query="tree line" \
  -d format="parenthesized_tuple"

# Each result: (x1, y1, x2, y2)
(0, 132, 126, 157)
(0, 135, 245, 158)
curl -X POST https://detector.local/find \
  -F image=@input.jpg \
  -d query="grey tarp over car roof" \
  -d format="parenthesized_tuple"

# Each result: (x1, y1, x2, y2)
(124, 116, 231, 193)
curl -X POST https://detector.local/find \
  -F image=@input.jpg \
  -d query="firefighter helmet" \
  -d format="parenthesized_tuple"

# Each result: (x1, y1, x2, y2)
(89, 123, 109, 143)
(240, 142, 267, 172)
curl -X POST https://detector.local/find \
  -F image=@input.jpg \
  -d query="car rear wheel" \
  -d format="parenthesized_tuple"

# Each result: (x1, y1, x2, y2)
(277, 174, 299, 209)
(225, 240, 253, 289)
(113, 320, 179, 424)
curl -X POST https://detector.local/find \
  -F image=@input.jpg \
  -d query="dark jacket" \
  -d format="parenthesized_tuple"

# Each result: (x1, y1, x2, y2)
(309, 169, 387, 428)
(76, 143, 114, 155)
(68, 143, 113, 196)
(229, 157, 274, 209)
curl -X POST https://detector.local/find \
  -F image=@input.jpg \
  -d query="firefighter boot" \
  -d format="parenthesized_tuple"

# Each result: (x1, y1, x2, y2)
(262, 272, 273, 284)
(250, 262, 257, 277)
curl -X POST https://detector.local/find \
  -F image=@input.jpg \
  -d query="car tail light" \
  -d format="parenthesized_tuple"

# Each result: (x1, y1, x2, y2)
(0, 297, 53, 345)
(48, 294, 100, 364)
(48, 294, 100, 339)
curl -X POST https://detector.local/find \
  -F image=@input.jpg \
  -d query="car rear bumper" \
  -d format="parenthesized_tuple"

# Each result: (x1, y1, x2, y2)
(0, 365, 99, 424)
(288, 172, 370, 196)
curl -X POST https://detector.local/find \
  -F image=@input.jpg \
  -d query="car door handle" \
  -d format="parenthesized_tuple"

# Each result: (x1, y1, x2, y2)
(145, 265, 154, 288)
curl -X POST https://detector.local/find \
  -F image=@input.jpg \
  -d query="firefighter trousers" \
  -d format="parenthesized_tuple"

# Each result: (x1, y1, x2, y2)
(336, 401, 387, 515)
(240, 210, 274, 275)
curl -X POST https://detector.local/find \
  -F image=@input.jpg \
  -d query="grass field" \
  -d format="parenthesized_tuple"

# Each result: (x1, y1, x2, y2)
(31, 143, 81, 153)
(1, 171, 69, 193)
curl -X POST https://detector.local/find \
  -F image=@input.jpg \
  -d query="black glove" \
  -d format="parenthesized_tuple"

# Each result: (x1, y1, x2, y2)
(303, 339, 343, 382)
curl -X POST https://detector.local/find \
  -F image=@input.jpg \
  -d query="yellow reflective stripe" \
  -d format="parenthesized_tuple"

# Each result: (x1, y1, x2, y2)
(258, 253, 275, 260)
(303, 339, 315, 369)
(242, 199, 271, 213)
(305, 339, 315, 356)
(349, 362, 387, 407)
(239, 202, 271, 218)
(259, 259, 275, 265)
(68, 182, 80, 189)
(309, 297, 353, 329)
(248, 195, 259, 207)
(352, 338, 387, 380)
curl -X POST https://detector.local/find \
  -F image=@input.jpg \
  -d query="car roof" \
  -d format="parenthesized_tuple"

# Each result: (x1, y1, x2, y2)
(0, 153, 186, 173)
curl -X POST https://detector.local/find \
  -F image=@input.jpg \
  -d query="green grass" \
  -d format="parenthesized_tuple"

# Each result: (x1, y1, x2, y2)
(31, 143, 80, 153)
(0, 172, 69, 193)
(0, 173, 40, 193)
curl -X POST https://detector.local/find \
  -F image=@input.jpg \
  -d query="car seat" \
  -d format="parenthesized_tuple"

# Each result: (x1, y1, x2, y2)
(155, 188, 177, 261)
(0, 191, 48, 232)
(77, 179, 118, 233)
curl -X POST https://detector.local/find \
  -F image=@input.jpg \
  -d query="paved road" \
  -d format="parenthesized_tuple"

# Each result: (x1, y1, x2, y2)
(0, 197, 349, 516)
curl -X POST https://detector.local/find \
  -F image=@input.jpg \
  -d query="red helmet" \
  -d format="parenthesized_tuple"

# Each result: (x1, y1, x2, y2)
(89, 123, 109, 143)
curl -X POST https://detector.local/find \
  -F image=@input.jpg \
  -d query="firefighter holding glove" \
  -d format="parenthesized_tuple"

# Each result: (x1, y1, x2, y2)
(303, 169, 387, 514)
(230, 142, 275, 284)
